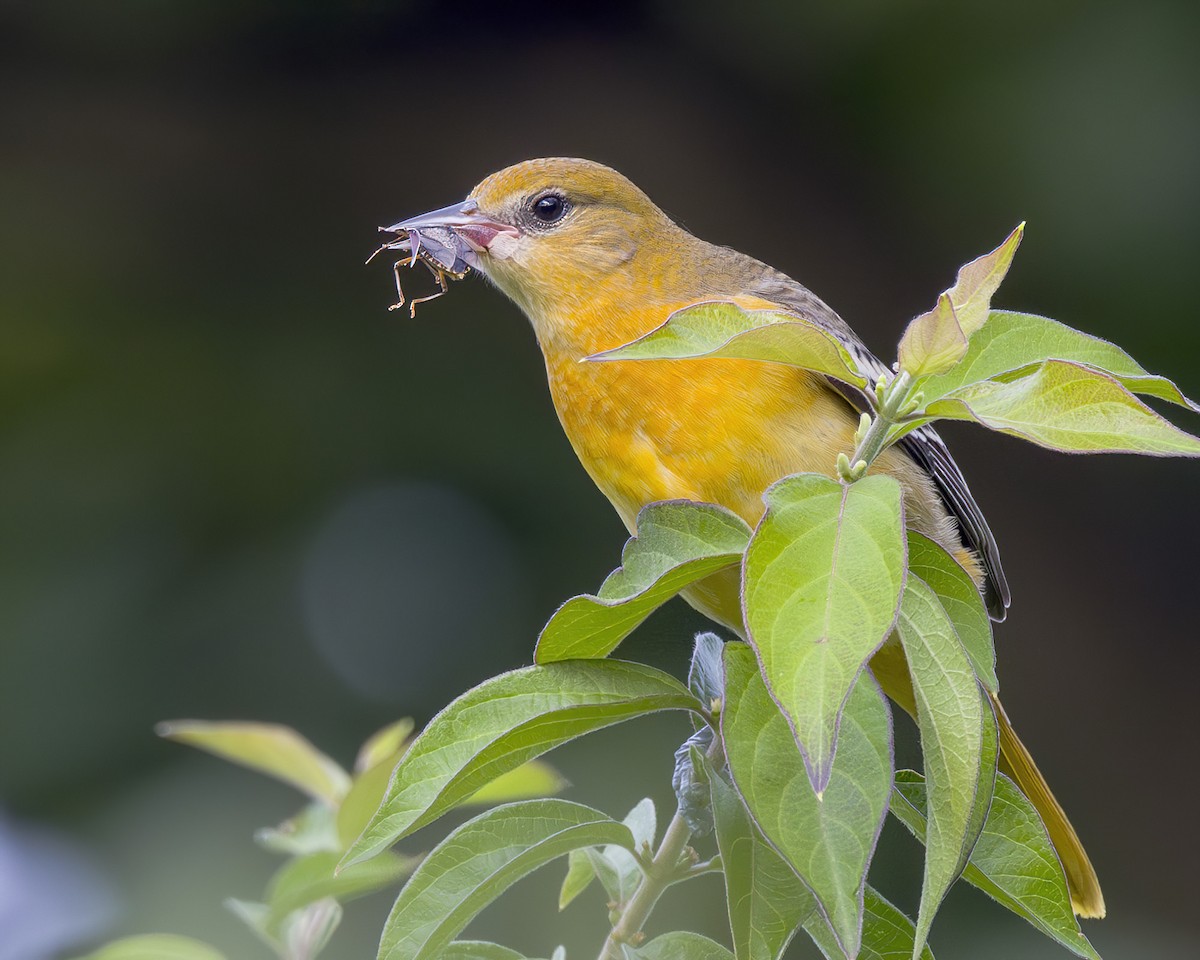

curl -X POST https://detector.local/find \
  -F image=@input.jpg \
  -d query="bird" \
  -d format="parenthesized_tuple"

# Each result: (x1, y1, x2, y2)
(382, 157, 1104, 919)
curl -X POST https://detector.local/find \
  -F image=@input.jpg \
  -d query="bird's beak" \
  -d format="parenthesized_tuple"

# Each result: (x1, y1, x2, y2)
(383, 199, 519, 264)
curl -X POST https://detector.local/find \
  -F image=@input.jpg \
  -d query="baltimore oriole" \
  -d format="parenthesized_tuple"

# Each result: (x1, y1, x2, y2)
(381, 157, 1104, 918)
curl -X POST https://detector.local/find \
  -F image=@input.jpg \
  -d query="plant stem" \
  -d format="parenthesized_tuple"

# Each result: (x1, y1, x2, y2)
(596, 808, 693, 960)
(596, 732, 727, 959)
(841, 371, 915, 480)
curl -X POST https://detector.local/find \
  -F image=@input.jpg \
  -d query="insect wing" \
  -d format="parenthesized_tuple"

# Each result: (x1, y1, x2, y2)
(413, 226, 470, 276)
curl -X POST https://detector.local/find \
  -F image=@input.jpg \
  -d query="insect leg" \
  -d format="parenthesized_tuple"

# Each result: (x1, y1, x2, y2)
(408, 268, 450, 317)
(387, 259, 408, 312)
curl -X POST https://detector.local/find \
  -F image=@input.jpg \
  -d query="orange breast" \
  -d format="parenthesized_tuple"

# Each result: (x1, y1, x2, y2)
(542, 311, 859, 532)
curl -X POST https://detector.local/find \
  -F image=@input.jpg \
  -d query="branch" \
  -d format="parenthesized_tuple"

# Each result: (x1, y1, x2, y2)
(838, 371, 919, 481)
(596, 809, 693, 959)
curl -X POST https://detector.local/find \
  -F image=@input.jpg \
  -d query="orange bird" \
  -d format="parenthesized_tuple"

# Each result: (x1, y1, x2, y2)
(383, 157, 1104, 918)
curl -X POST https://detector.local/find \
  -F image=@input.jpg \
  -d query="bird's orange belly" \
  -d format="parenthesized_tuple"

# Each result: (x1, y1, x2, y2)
(546, 353, 854, 531)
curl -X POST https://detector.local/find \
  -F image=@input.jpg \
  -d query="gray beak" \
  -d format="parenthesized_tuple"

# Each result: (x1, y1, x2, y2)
(380, 199, 518, 274)
(385, 199, 489, 234)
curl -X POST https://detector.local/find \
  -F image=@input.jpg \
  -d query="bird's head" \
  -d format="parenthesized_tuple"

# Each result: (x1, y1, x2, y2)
(383, 158, 684, 343)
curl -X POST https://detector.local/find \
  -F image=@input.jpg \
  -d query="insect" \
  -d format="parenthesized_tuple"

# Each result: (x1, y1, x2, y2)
(366, 224, 470, 317)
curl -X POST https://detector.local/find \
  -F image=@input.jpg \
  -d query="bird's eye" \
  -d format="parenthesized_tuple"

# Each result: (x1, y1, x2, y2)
(531, 193, 567, 224)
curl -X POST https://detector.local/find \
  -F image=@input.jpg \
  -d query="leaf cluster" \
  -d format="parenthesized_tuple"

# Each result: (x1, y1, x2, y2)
(78, 720, 566, 960)
(81, 229, 1198, 960)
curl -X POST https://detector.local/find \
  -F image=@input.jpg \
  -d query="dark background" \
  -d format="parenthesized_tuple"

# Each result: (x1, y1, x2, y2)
(2, 2, 1197, 957)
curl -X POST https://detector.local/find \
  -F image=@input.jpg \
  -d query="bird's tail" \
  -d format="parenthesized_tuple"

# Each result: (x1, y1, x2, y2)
(991, 693, 1106, 919)
(869, 644, 1104, 918)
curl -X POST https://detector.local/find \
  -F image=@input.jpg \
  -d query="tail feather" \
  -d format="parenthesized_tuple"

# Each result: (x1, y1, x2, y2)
(868, 645, 1105, 918)
(991, 693, 1106, 919)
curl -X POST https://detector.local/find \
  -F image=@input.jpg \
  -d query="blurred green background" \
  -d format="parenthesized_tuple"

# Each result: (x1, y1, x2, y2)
(2, 1, 1198, 957)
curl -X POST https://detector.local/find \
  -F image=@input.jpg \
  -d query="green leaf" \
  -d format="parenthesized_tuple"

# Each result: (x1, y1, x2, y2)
(266, 850, 419, 929)
(344, 661, 700, 867)
(804, 887, 935, 960)
(896, 577, 999, 957)
(439, 944, 526, 960)
(74, 935, 227, 960)
(721, 643, 892, 958)
(582, 847, 627, 905)
(558, 848, 596, 910)
(157, 720, 351, 805)
(337, 754, 400, 851)
(604, 798, 657, 904)
(229, 896, 344, 958)
(336, 722, 421, 851)
(225, 899, 278, 950)
(587, 300, 867, 387)
(742, 473, 905, 792)
(622, 797, 657, 853)
(258, 801, 341, 855)
(701, 753, 815, 960)
(891, 771, 1101, 960)
(631, 931, 735, 960)
(463, 760, 568, 806)
(439, 944, 527, 960)
(943, 224, 1024, 337)
(898, 293, 968, 378)
(570, 797, 657, 907)
(921, 310, 1199, 411)
(905, 534, 997, 693)
(377, 799, 633, 960)
(536, 501, 751, 663)
(926, 359, 1200, 455)
(356, 718, 415, 773)
(280, 898, 342, 960)
(893, 224, 1026, 380)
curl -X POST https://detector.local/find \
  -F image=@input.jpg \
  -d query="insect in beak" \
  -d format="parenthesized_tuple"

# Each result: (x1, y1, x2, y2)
(366, 199, 517, 317)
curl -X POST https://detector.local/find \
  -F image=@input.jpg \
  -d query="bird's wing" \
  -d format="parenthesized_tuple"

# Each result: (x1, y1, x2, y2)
(743, 264, 1011, 620)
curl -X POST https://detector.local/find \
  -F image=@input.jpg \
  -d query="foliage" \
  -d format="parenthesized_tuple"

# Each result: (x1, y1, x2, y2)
(82, 230, 1199, 959)
(78, 720, 565, 960)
